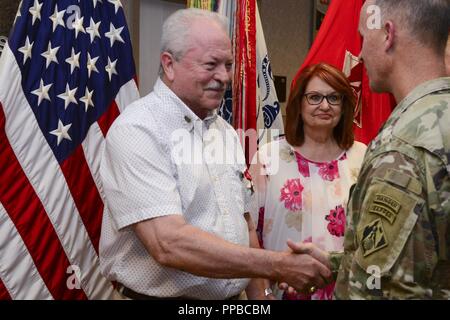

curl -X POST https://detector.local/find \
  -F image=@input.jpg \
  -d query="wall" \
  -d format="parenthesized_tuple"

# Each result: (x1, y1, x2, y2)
(122, 0, 313, 102)
(0, 0, 19, 37)
(446, 36, 450, 76)
(259, 0, 312, 122)
(139, 0, 185, 96)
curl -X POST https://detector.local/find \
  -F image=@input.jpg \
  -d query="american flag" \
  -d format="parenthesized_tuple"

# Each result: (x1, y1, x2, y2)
(0, 0, 139, 299)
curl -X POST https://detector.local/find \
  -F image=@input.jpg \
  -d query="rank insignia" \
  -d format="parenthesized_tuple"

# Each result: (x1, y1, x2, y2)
(361, 218, 388, 257)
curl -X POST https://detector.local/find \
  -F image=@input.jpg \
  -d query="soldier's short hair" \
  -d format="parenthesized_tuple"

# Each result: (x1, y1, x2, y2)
(375, 0, 449, 55)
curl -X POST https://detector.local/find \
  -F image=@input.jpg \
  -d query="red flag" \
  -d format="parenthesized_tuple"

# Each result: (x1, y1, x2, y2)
(233, 0, 257, 163)
(0, 1, 139, 299)
(292, 0, 395, 144)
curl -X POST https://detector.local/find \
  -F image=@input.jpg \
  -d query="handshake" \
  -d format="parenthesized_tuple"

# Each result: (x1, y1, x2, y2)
(275, 240, 333, 295)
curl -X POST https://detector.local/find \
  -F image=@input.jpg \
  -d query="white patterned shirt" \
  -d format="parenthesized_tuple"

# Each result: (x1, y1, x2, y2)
(99, 78, 251, 299)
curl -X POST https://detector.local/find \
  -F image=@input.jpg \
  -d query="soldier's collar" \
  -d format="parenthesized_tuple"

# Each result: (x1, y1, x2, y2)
(393, 77, 450, 117)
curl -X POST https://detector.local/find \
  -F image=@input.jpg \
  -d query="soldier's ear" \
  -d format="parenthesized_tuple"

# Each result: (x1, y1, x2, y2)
(383, 20, 395, 52)
(161, 52, 175, 81)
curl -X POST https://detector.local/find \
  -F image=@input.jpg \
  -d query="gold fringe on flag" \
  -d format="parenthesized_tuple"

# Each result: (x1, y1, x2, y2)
(187, 0, 218, 11)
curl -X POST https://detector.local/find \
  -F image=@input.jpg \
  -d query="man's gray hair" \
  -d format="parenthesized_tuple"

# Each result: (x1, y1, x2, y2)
(375, 0, 449, 55)
(159, 8, 229, 75)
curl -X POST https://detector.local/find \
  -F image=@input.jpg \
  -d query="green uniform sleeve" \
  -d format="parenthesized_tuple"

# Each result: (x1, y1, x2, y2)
(328, 251, 343, 281)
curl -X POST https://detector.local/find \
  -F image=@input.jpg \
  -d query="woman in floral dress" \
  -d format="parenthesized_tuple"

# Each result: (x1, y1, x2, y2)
(250, 63, 367, 300)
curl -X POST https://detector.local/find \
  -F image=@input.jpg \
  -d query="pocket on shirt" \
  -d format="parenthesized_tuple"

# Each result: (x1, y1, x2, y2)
(354, 179, 424, 275)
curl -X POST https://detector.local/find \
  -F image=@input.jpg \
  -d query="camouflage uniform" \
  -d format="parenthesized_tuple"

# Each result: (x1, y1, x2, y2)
(332, 78, 450, 299)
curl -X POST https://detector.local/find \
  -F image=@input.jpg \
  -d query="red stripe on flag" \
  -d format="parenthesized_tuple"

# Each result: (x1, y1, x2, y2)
(0, 103, 87, 300)
(97, 100, 121, 137)
(60, 145, 104, 253)
(0, 278, 11, 300)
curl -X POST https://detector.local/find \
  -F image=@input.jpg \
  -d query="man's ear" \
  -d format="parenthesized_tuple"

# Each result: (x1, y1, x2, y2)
(161, 52, 175, 81)
(383, 20, 395, 52)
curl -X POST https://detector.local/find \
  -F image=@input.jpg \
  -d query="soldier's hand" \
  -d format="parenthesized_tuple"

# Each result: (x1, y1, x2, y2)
(277, 240, 332, 294)
(286, 240, 331, 270)
(277, 250, 331, 293)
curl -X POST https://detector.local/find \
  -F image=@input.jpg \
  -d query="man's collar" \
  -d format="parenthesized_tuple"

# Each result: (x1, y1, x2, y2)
(153, 78, 219, 134)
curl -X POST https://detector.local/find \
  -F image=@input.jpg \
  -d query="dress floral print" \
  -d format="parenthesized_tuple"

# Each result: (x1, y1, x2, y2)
(318, 160, 340, 181)
(325, 205, 346, 237)
(295, 152, 310, 178)
(250, 138, 367, 300)
(280, 179, 304, 211)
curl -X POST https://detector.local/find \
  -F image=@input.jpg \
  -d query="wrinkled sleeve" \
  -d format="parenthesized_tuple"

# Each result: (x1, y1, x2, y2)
(335, 150, 436, 299)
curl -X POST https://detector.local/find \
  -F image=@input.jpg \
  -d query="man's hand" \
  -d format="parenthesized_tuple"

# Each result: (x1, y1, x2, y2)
(287, 240, 331, 269)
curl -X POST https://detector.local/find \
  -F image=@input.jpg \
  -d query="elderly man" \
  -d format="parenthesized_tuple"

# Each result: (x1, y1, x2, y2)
(329, 0, 450, 299)
(99, 8, 331, 300)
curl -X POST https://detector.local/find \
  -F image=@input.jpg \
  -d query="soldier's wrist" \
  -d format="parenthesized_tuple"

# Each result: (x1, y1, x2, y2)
(328, 251, 343, 280)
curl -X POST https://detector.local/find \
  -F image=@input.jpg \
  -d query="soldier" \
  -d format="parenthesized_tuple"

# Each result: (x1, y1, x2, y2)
(331, 0, 450, 299)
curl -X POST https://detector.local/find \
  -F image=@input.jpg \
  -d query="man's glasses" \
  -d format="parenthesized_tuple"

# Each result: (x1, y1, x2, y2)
(304, 92, 343, 106)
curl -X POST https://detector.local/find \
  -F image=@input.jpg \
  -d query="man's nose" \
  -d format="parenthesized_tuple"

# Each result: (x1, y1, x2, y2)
(215, 65, 232, 84)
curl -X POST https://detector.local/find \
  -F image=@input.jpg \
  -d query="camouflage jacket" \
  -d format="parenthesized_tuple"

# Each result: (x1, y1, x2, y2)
(332, 77, 450, 299)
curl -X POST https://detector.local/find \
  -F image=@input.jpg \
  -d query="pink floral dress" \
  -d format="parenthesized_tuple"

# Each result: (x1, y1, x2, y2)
(249, 138, 366, 300)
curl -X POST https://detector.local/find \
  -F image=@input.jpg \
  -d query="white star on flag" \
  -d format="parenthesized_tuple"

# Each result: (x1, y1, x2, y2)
(80, 88, 95, 112)
(87, 53, 99, 78)
(49, 5, 66, 31)
(50, 120, 72, 146)
(105, 23, 125, 47)
(57, 84, 78, 109)
(31, 79, 52, 106)
(86, 18, 101, 43)
(29, 0, 43, 26)
(72, 16, 86, 38)
(108, 0, 123, 14)
(93, 0, 103, 8)
(14, 0, 23, 25)
(105, 57, 118, 81)
(41, 42, 60, 68)
(18, 36, 33, 64)
(65, 48, 80, 74)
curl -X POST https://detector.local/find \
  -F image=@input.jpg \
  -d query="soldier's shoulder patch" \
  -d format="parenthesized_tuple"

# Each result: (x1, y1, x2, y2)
(361, 218, 388, 257)
(355, 180, 422, 274)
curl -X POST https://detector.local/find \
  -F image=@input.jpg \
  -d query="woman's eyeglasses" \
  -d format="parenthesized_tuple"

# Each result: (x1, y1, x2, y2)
(304, 92, 343, 105)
